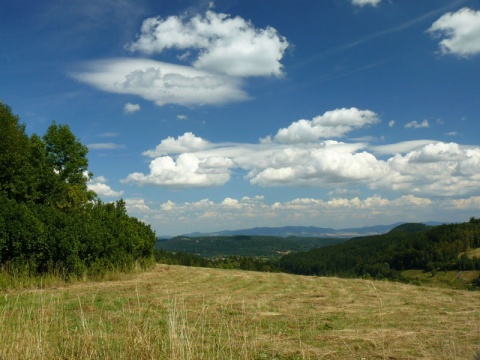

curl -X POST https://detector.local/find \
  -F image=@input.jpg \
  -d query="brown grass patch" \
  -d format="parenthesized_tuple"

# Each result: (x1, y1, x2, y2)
(0, 264, 479, 359)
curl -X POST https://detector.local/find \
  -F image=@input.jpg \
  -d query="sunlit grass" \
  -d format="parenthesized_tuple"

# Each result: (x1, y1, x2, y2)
(0, 264, 479, 359)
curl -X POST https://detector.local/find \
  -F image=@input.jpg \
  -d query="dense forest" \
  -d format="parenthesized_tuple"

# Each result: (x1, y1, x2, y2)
(156, 235, 347, 257)
(0, 101, 156, 278)
(279, 220, 480, 281)
(154, 249, 280, 272)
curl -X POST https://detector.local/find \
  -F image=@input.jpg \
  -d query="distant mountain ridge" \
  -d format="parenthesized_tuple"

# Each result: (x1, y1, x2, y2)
(183, 222, 444, 238)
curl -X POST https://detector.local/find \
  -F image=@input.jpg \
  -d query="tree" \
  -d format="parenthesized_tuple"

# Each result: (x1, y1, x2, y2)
(43, 122, 95, 208)
(0, 101, 35, 202)
(0, 101, 156, 277)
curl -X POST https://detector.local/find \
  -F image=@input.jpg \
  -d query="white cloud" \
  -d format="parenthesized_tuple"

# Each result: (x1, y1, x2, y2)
(177, 114, 188, 120)
(87, 143, 126, 150)
(71, 58, 249, 107)
(143, 132, 210, 157)
(72, 9, 288, 107)
(126, 10, 289, 78)
(122, 153, 234, 187)
(451, 196, 480, 209)
(124, 102, 140, 113)
(352, 0, 382, 7)
(371, 140, 436, 155)
(98, 132, 119, 138)
(388, 120, 395, 127)
(405, 119, 429, 129)
(247, 147, 385, 187)
(383, 143, 480, 196)
(125, 198, 150, 212)
(129, 194, 475, 236)
(88, 176, 124, 197)
(428, 8, 480, 57)
(123, 108, 480, 198)
(271, 108, 380, 143)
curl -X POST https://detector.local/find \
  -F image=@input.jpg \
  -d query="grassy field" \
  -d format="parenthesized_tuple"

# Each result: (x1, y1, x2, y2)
(402, 269, 480, 290)
(0, 265, 479, 359)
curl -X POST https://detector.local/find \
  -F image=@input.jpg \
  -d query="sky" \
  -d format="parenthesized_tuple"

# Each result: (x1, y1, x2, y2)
(1, 0, 480, 236)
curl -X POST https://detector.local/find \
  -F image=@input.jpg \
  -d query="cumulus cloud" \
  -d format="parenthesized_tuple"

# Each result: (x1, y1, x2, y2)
(124, 102, 140, 113)
(129, 136, 480, 196)
(143, 132, 211, 157)
(247, 147, 385, 187)
(125, 198, 150, 212)
(352, 0, 382, 7)
(71, 58, 249, 107)
(451, 196, 480, 209)
(428, 8, 480, 57)
(125, 10, 289, 77)
(88, 176, 124, 197)
(405, 120, 429, 129)
(271, 108, 380, 143)
(122, 153, 235, 187)
(122, 107, 480, 198)
(383, 143, 480, 196)
(71, 9, 289, 107)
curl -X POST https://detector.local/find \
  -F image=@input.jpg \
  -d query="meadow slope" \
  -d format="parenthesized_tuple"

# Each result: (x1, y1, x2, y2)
(1, 264, 479, 359)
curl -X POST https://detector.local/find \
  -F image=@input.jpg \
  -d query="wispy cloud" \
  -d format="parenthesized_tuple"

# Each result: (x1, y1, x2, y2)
(405, 120, 430, 129)
(351, 0, 382, 7)
(88, 143, 126, 150)
(297, 1, 466, 67)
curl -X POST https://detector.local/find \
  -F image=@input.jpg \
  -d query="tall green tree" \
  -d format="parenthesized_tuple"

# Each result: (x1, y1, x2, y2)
(0, 101, 35, 202)
(42, 122, 95, 208)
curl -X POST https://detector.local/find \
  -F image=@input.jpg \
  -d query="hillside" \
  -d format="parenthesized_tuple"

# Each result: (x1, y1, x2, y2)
(183, 222, 416, 238)
(279, 219, 480, 284)
(156, 235, 347, 257)
(1, 265, 478, 359)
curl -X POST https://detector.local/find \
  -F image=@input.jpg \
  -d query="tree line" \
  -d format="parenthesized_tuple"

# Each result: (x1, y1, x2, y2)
(0, 101, 156, 278)
(278, 220, 480, 281)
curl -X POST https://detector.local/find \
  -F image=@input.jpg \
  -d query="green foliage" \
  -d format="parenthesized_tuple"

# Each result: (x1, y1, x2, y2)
(387, 223, 430, 234)
(156, 235, 347, 257)
(154, 249, 280, 272)
(0, 101, 156, 278)
(279, 221, 480, 281)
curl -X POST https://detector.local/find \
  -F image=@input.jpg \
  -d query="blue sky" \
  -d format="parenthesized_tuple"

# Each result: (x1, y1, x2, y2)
(2, 0, 480, 235)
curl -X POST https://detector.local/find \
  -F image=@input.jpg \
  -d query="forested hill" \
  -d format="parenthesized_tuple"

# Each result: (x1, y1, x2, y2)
(0, 101, 156, 277)
(279, 219, 480, 280)
(182, 223, 412, 238)
(156, 235, 347, 257)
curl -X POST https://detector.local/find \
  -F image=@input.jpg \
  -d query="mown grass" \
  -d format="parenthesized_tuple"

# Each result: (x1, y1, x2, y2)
(402, 269, 480, 290)
(0, 264, 479, 359)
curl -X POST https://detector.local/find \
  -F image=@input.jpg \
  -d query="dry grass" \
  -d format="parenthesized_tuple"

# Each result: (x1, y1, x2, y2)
(0, 264, 479, 359)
